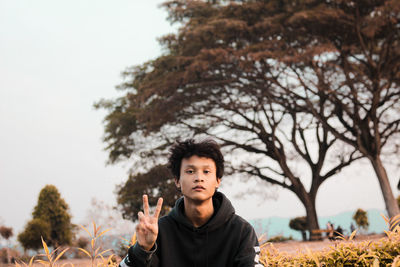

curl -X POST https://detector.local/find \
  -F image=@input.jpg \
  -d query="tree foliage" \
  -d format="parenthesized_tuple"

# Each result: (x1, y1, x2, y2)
(0, 225, 13, 264)
(96, 0, 387, 238)
(116, 165, 180, 220)
(352, 208, 369, 231)
(18, 185, 73, 251)
(0, 226, 13, 241)
(96, 0, 400, 240)
(267, 0, 400, 218)
(18, 218, 50, 251)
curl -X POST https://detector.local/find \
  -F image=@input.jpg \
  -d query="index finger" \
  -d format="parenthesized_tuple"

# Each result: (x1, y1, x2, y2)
(143, 195, 149, 216)
(153, 197, 163, 219)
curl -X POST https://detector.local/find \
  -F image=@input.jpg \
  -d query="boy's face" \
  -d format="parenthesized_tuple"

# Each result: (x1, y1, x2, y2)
(175, 155, 221, 203)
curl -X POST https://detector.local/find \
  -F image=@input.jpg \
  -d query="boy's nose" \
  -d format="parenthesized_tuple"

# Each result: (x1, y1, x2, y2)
(194, 175, 204, 182)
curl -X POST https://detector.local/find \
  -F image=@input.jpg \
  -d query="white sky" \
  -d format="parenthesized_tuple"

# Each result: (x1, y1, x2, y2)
(0, 0, 398, 238)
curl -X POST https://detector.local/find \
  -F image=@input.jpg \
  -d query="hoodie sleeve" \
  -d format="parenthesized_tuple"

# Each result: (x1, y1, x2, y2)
(234, 222, 263, 267)
(118, 242, 159, 267)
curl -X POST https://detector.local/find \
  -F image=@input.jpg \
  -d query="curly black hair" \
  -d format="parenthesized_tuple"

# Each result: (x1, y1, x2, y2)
(167, 139, 224, 181)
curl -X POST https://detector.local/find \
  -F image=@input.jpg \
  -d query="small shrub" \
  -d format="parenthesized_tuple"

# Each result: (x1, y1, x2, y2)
(353, 208, 369, 232)
(289, 216, 308, 241)
(267, 235, 294, 243)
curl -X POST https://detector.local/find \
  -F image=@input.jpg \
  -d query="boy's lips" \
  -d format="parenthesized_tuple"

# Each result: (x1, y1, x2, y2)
(192, 185, 205, 191)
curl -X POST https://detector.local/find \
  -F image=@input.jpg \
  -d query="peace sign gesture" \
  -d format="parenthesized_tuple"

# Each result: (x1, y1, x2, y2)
(135, 195, 163, 251)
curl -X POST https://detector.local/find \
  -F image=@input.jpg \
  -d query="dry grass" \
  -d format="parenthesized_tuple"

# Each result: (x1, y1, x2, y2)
(266, 233, 385, 255)
(0, 259, 104, 267)
(7, 214, 400, 266)
(259, 214, 400, 266)
(10, 222, 124, 267)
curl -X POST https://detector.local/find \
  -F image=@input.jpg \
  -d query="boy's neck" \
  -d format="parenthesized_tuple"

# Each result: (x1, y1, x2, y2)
(183, 197, 214, 228)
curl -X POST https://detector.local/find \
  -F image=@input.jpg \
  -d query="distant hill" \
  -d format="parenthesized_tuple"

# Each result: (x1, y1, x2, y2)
(249, 209, 387, 240)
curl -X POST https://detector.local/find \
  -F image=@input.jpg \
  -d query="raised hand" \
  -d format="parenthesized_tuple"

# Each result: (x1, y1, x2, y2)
(135, 195, 163, 251)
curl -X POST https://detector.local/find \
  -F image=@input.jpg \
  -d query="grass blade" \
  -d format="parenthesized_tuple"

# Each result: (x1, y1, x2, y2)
(41, 237, 51, 260)
(98, 228, 111, 238)
(54, 247, 70, 263)
(349, 230, 357, 241)
(28, 256, 36, 266)
(98, 249, 112, 256)
(80, 224, 93, 238)
(36, 259, 50, 266)
(78, 248, 92, 258)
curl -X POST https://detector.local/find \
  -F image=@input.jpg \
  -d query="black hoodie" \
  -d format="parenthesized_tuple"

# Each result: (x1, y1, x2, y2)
(120, 192, 262, 267)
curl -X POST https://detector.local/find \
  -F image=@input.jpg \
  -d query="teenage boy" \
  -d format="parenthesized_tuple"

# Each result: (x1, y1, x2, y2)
(120, 139, 262, 267)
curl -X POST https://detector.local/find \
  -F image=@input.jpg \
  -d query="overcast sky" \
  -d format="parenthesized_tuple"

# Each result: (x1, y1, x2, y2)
(0, 0, 398, 238)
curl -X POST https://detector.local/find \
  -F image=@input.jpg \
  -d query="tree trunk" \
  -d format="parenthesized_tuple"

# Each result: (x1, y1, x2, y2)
(295, 187, 321, 241)
(304, 197, 321, 241)
(6, 247, 10, 264)
(301, 231, 307, 241)
(370, 156, 400, 218)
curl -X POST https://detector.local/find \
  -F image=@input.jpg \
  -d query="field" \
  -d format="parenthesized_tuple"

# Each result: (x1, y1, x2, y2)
(264, 233, 385, 255)
(0, 259, 106, 267)
(0, 233, 387, 267)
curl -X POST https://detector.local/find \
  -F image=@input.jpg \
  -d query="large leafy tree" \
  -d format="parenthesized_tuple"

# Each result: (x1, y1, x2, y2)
(149, 0, 400, 217)
(18, 185, 73, 251)
(260, 0, 400, 217)
(96, 0, 365, 238)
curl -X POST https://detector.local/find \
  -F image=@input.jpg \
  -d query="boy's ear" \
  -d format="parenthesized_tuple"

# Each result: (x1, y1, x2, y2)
(216, 178, 221, 188)
(174, 178, 182, 193)
(174, 177, 180, 187)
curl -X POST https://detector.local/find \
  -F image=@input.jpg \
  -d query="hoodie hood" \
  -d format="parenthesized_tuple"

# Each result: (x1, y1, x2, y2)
(168, 191, 235, 232)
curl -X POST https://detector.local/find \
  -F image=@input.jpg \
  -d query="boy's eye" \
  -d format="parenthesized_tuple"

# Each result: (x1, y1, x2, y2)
(186, 170, 194, 174)
(204, 170, 210, 174)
